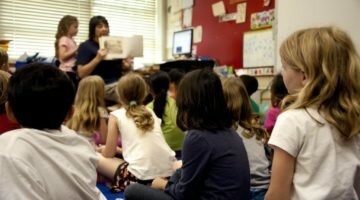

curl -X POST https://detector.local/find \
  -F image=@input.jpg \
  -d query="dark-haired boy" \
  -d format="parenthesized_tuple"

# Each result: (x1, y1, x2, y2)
(0, 63, 101, 199)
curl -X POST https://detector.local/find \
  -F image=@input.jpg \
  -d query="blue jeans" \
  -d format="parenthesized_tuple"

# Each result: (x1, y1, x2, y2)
(125, 184, 173, 200)
(250, 188, 267, 200)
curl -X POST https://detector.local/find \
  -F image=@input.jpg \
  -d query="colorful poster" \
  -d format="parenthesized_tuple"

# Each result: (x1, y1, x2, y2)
(250, 9, 274, 30)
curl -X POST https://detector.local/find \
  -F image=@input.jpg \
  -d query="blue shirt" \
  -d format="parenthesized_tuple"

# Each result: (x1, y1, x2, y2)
(76, 39, 122, 84)
(165, 128, 250, 200)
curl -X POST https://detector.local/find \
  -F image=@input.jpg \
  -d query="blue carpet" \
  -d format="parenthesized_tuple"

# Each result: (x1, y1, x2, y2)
(97, 183, 124, 200)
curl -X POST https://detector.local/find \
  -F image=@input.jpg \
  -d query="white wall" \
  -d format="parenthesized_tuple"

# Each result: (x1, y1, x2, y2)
(274, 0, 360, 71)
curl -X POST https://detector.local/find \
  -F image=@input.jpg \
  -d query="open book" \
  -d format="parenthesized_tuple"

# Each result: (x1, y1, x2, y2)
(99, 35, 143, 60)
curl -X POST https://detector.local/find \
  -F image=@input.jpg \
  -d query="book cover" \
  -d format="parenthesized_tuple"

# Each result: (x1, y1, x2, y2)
(99, 35, 143, 60)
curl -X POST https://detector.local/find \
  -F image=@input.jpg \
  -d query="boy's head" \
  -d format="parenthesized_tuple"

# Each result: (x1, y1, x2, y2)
(239, 75, 258, 96)
(7, 63, 75, 129)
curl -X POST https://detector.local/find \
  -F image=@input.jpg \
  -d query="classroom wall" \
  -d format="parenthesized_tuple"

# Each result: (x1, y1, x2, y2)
(274, 0, 360, 71)
(192, 0, 274, 68)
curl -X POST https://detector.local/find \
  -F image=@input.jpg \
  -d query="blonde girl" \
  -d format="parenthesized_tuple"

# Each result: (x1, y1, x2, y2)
(66, 75, 108, 146)
(55, 15, 78, 73)
(0, 48, 10, 73)
(97, 72, 175, 193)
(0, 70, 20, 134)
(222, 77, 271, 200)
(265, 27, 360, 200)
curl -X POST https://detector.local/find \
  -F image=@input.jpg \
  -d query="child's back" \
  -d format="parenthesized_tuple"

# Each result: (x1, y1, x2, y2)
(0, 63, 100, 199)
(265, 27, 360, 200)
(0, 126, 99, 199)
(112, 107, 175, 180)
(271, 108, 360, 199)
(222, 77, 270, 199)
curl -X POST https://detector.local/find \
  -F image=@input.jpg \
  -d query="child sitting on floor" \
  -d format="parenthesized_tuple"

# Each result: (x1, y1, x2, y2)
(0, 63, 101, 199)
(97, 72, 176, 192)
(66, 75, 108, 146)
(222, 77, 271, 200)
(0, 70, 20, 134)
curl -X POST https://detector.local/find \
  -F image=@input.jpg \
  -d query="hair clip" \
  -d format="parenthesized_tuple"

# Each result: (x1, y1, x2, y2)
(129, 101, 137, 106)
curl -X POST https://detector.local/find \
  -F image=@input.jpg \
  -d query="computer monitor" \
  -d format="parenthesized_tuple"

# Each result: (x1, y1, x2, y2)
(172, 29, 193, 58)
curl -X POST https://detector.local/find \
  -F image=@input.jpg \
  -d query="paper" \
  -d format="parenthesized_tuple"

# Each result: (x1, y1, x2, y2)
(99, 35, 143, 60)
(212, 1, 226, 17)
(250, 9, 274, 30)
(171, 0, 182, 13)
(182, 0, 194, 9)
(220, 12, 237, 22)
(193, 26, 203, 43)
(236, 3, 247, 24)
(183, 8, 193, 27)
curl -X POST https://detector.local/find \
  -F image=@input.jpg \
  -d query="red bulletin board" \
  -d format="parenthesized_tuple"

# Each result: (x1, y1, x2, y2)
(191, 0, 274, 68)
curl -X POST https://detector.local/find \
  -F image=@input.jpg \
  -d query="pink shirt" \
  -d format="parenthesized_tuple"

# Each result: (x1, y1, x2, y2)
(264, 106, 281, 134)
(58, 36, 77, 72)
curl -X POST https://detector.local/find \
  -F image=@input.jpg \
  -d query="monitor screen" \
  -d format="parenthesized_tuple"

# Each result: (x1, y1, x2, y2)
(172, 29, 193, 57)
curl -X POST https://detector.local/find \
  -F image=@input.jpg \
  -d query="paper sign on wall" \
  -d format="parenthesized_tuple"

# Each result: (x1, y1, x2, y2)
(250, 9, 274, 30)
(236, 3, 246, 24)
(193, 26, 203, 43)
(212, 1, 226, 17)
(183, 8, 193, 27)
(220, 13, 237, 22)
(182, 0, 194, 9)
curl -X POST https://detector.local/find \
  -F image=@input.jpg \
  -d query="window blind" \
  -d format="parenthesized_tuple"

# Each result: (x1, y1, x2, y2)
(0, 0, 162, 64)
(0, 0, 90, 59)
(91, 0, 159, 64)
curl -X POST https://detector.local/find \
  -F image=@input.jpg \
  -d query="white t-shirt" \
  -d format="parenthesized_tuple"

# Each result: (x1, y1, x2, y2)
(269, 108, 360, 200)
(0, 126, 101, 200)
(111, 107, 176, 180)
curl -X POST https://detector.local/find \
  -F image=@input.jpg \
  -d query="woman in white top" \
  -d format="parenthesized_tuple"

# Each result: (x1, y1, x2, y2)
(265, 27, 360, 200)
(97, 72, 176, 192)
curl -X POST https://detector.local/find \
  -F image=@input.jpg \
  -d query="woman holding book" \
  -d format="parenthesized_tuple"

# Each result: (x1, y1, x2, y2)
(76, 15, 123, 103)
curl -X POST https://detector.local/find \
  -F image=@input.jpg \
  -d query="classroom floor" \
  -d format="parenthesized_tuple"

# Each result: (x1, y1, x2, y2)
(97, 183, 124, 200)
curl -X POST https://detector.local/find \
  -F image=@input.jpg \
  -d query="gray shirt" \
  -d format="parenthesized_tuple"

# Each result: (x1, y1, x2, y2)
(237, 126, 271, 189)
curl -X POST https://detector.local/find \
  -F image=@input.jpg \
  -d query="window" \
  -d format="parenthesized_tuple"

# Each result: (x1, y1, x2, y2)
(92, 0, 161, 65)
(0, 0, 90, 60)
(0, 0, 162, 64)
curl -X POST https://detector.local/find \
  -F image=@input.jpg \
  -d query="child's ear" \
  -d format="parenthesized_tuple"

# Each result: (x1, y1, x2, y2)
(301, 71, 307, 86)
(5, 102, 18, 123)
(64, 105, 75, 122)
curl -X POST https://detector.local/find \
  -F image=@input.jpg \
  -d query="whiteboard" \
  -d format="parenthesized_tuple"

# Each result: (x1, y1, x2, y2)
(243, 29, 274, 68)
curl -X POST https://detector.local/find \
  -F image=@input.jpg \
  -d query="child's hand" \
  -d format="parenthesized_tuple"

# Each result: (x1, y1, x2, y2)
(151, 177, 168, 190)
(173, 160, 182, 171)
(95, 144, 105, 153)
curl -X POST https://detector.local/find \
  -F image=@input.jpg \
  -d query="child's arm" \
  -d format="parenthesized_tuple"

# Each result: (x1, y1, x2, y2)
(102, 115, 119, 158)
(98, 108, 108, 145)
(265, 147, 295, 200)
(98, 117, 107, 145)
(58, 44, 78, 61)
(151, 178, 168, 190)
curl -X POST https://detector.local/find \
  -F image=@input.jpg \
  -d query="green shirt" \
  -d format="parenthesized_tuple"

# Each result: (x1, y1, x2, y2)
(147, 97, 185, 151)
(250, 98, 260, 113)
